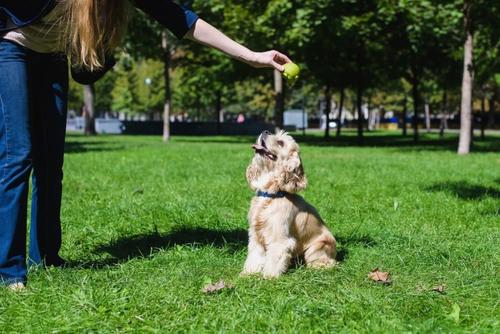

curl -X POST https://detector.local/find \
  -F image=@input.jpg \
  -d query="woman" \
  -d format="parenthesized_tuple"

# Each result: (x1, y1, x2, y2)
(0, 0, 292, 290)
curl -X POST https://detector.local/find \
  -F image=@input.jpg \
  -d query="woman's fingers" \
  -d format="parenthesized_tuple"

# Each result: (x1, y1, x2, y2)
(249, 50, 292, 70)
(273, 51, 292, 65)
(271, 60, 285, 72)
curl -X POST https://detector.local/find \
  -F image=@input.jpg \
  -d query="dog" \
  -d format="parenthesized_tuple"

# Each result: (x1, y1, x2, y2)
(242, 130, 336, 278)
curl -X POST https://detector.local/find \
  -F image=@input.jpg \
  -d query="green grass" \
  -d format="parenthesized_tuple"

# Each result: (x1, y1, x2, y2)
(1, 131, 499, 333)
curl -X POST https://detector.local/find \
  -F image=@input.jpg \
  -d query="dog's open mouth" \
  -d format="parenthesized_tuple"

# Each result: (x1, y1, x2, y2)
(252, 136, 277, 161)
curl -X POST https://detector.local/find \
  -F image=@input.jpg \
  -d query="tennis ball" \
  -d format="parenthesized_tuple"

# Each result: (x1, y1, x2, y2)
(283, 63, 300, 81)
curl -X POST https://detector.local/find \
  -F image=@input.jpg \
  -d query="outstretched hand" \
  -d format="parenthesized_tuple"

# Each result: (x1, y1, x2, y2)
(186, 19, 292, 71)
(247, 50, 292, 71)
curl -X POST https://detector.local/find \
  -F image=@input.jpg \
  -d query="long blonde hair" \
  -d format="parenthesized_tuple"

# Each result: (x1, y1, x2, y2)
(59, 0, 131, 70)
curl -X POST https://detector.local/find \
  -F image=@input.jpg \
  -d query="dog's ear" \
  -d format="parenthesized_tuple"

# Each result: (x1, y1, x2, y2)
(278, 151, 307, 193)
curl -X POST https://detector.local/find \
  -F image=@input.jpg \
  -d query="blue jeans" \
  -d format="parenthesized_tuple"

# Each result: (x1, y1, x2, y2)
(0, 39, 68, 284)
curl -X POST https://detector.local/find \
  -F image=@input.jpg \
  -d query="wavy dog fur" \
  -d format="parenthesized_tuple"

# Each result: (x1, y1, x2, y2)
(242, 131, 336, 278)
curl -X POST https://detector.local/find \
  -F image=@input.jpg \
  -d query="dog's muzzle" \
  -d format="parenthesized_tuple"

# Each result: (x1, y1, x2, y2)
(252, 131, 277, 160)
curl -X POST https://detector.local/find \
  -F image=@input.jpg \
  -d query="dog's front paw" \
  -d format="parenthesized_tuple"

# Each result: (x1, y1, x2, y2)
(262, 272, 281, 279)
(239, 268, 261, 277)
(262, 266, 284, 279)
(308, 257, 337, 269)
(242, 260, 264, 276)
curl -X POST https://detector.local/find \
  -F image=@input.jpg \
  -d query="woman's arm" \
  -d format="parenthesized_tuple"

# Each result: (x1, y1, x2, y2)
(185, 18, 291, 71)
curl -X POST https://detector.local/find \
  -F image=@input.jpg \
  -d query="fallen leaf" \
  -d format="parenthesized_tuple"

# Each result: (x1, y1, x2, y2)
(368, 268, 392, 285)
(448, 303, 460, 323)
(432, 284, 447, 294)
(201, 280, 233, 294)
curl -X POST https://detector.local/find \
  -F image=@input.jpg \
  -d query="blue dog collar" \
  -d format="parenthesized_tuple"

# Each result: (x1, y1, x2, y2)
(256, 190, 287, 198)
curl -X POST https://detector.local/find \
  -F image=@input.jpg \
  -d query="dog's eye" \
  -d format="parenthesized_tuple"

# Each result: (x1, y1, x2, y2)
(277, 140, 284, 147)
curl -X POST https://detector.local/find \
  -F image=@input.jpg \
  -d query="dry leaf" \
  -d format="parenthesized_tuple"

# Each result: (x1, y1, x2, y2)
(368, 268, 392, 285)
(432, 284, 447, 294)
(201, 280, 233, 294)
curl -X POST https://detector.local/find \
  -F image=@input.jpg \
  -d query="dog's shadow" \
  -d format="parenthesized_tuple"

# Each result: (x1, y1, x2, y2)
(67, 228, 376, 269)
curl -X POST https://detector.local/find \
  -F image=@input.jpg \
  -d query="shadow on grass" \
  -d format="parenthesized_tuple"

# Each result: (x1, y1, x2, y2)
(333, 234, 377, 263)
(97, 227, 248, 256)
(64, 140, 125, 154)
(67, 228, 377, 269)
(66, 227, 248, 269)
(174, 132, 500, 153)
(426, 181, 500, 200)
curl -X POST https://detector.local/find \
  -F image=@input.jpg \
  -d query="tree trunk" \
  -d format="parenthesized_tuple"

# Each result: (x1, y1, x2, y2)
(487, 93, 495, 128)
(367, 96, 374, 131)
(480, 95, 485, 140)
(487, 93, 496, 129)
(440, 90, 448, 138)
(274, 69, 284, 131)
(215, 90, 222, 134)
(458, 2, 473, 155)
(336, 86, 345, 137)
(424, 98, 431, 133)
(162, 31, 172, 143)
(411, 72, 420, 142)
(356, 83, 363, 138)
(402, 94, 407, 136)
(324, 86, 332, 138)
(83, 84, 96, 135)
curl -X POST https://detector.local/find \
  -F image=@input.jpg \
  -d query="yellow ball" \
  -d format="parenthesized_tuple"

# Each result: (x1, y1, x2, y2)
(283, 63, 300, 81)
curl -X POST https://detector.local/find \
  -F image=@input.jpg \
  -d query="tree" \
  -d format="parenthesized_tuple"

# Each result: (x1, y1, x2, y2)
(457, 1, 473, 154)
(470, 2, 500, 140)
(457, 0, 499, 153)
(111, 58, 139, 117)
(125, 9, 177, 141)
(381, 1, 462, 142)
(83, 84, 96, 135)
(256, 1, 296, 129)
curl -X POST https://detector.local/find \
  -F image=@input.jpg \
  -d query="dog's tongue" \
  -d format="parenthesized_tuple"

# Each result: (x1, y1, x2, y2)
(252, 144, 277, 160)
(252, 144, 266, 153)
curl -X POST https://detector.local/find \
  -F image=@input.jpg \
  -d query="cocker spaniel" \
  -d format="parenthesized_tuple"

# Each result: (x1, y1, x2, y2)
(242, 130, 336, 278)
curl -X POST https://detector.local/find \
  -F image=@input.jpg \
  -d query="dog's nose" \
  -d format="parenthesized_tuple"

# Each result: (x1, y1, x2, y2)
(262, 130, 270, 135)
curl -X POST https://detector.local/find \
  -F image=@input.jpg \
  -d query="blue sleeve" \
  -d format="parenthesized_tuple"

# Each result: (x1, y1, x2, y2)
(0, 0, 56, 32)
(131, 0, 199, 39)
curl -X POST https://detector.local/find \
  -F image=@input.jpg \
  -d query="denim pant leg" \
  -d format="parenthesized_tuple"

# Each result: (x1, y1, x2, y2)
(0, 40, 32, 284)
(28, 53, 68, 266)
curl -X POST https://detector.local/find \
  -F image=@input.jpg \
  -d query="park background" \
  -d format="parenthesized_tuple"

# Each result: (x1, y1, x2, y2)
(1, 1, 499, 333)
(69, 0, 500, 154)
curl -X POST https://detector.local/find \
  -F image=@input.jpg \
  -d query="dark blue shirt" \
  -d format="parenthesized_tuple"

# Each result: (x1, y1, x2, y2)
(0, 0, 199, 39)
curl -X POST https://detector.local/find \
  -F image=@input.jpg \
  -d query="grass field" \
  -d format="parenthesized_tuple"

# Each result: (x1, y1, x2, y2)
(0, 131, 499, 333)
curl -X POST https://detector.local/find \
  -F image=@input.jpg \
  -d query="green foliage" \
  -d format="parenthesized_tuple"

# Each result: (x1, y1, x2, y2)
(68, 71, 119, 115)
(85, 1, 499, 123)
(134, 59, 165, 113)
(124, 8, 164, 60)
(94, 70, 118, 113)
(67, 79, 83, 112)
(225, 78, 275, 118)
(110, 56, 165, 116)
(111, 59, 138, 115)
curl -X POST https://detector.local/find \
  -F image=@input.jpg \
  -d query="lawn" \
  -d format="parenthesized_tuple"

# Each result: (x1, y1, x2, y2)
(0, 131, 498, 333)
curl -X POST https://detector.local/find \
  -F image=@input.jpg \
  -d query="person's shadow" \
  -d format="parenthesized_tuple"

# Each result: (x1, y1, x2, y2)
(67, 227, 376, 269)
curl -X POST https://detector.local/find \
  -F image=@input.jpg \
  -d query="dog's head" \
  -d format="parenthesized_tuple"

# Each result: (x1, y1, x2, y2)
(246, 130, 307, 194)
